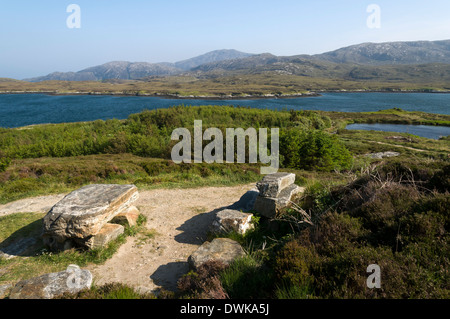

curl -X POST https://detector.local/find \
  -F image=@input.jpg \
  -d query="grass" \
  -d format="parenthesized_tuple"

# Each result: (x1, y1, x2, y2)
(219, 254, 273, 299)
(58, 282, 157, 299)
(322, 108, 450, 127)
(0, 154, 262, 204)
(337, 129, 450, 159)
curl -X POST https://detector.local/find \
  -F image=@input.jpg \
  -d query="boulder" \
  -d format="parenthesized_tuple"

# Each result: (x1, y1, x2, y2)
(42, 184, 138, 251)
(253, 184, 302, 218)
(188, 238, 246, 270)
(82, 223, 124, 249)
(9, 265, 92, 299)
(256, 172, 296, 198)
(211, 209, 254, 235)
(111, 206, 140, 227)
(0, 284, 12, 299)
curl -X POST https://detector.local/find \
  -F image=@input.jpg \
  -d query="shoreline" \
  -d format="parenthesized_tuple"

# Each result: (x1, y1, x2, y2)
(1, 89, 450, 99)
(0, 91, 321, 100)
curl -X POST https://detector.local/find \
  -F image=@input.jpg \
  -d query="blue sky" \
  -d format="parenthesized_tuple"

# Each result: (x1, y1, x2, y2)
(1, 0, 450, 79)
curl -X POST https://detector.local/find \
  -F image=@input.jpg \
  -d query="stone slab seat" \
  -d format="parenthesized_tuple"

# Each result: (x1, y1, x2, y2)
(42, 184, 138, 251)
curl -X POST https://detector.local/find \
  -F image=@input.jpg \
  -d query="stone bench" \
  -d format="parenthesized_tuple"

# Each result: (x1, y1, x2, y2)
(42, 184, 139, 251)
(253, 172, 302, 218)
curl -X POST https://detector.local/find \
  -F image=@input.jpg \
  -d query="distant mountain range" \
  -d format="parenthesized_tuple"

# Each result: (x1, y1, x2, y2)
(23, 40, 450, 82)
(24, 49, 254, 82)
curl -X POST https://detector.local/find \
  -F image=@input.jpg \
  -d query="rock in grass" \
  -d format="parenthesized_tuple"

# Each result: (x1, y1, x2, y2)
(211, 209, 254, 235)
(365, 151, 400, 159)
(253, 184, 302, 218)
(42, 184, 138, 251)
(9, 265, 92, 299)
(188, 238, 245, 270)
(256, 172, 296, 198)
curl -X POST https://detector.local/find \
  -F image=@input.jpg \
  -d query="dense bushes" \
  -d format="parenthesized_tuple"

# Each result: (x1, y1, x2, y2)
(280, 129, 353, 171)
(283, 161, 450, 298)
(0, 105, 351, 172)
(178, 161, 449, 299)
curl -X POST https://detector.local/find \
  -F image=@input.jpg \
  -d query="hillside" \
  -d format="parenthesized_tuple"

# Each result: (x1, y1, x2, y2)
(174, 49, 254, 70)
(25, 61, 182, 82)
(314, 40, 450, 65)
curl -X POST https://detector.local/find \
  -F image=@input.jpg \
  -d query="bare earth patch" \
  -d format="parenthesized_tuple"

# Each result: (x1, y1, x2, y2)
(87, 184, 256, 294)
(0, 195, 66, 217)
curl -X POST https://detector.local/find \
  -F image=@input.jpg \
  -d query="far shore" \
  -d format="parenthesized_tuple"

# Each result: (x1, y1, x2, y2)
(0, 91, 320, 100)
(1, 89, 450, 99)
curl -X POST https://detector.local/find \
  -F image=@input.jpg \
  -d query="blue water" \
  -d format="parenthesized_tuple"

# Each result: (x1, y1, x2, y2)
(0, 92, 449, 128)
(346, 123, 450, 140)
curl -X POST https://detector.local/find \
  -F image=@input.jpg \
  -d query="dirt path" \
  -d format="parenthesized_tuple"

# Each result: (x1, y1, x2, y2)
(372, 141, 428, 152)
(0, 194, 67, 217)
(87, 184, 257, 294)
(0, 183, 266, 293)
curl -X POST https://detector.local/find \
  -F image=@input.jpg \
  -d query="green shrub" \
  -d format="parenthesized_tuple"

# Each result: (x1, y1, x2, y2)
(0, 156, 10, 172)
(280, 129, 353, 171)
(59, 282, 156, 299)
(274, 240, 316, 289)
(220, 255, 274, 299)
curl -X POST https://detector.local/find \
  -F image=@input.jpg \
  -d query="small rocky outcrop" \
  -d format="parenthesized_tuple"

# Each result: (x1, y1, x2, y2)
(365, 151, 400, 159)
(253, 173, 302, 218)
(188, 238, 246, 270)
(211, 209, 254, 235)
(42, 184, 139, 251)
(9, 265, 92, 299)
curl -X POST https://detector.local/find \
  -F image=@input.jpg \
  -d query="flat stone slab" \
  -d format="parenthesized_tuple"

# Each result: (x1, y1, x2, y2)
(253, 184, 303, 218)
(211, 209, 254, 235)
(188, 238, 246, 270)
(256, 172, 296, 198)
(9, 265, 92, 299)
(42, 184, 138, 251)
